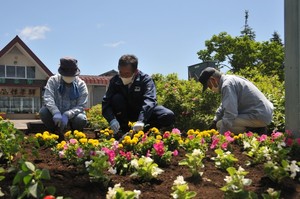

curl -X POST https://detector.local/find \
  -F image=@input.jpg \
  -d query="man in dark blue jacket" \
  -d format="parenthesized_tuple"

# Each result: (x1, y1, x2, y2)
(102, 54, 175, 135)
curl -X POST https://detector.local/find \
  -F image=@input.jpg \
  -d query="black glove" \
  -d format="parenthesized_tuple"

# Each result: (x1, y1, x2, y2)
(209, 121, 217, 130)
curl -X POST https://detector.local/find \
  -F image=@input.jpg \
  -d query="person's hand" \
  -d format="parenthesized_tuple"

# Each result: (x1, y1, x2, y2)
(53, 113, 62, 127)
(61, 113, 69, 128)
(209, 120, 217, 130)
(133, 121, 144, 132)
(110, 119, 120, 134)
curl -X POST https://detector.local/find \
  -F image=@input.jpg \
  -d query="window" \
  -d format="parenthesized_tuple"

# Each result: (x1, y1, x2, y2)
(0, 65, 4, 77)
(27, 66, 35, 78)
(6, 66, 15, 77)
(16, 66, 25, 78)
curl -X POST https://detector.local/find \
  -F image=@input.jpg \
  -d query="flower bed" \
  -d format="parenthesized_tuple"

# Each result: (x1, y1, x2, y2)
(1, 119, 300, 198)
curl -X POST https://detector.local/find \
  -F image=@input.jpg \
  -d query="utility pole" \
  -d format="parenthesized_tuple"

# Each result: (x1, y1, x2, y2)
(284, 0, 300, 137)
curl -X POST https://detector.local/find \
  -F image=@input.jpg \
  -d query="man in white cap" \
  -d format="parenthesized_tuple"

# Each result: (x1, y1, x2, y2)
(39, 57, 88, 138)
(198, 67, 274, 134)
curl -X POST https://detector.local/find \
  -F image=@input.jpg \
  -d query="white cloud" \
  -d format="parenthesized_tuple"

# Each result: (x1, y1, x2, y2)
(19, 26, 50, 40)
(103, 41, 125, 48)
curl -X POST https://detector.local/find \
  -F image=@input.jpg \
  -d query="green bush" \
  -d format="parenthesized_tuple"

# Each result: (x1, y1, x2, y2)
(152, 73, 220, 132)
(86, 104, 109, 130)
(152, 69, 285, 133)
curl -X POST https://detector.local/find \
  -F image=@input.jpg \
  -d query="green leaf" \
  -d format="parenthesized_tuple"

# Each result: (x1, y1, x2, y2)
(40, 169, 51, 180)
(23, 175, 33, 185)
(45, 186, 56, 195)
(28, 183, 38, 198)
(25, 161, 35, 172)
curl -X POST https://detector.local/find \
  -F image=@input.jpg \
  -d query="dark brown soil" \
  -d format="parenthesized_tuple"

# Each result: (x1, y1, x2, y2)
(1, 133, 300, 199)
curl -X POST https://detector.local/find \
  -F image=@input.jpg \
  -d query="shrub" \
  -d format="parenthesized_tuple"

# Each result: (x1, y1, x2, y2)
(86, 104, 108, 130)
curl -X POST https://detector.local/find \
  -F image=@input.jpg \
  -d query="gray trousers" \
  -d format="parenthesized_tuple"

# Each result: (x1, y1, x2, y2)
(39, 106, 87, 132)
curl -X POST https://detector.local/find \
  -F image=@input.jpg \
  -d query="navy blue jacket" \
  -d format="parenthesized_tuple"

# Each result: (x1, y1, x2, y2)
(102, 70, 158, 123)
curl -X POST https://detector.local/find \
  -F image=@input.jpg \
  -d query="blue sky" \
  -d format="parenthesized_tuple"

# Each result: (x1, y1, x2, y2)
(1, 1, 283, 79)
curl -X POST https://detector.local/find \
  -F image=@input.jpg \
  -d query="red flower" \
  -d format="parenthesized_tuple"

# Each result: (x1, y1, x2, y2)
(44, 196, 55, 199)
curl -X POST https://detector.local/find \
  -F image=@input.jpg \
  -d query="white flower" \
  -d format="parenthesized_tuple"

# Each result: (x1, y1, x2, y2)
(173, 175, 186, 185)
(171, 192, 179, 199)
(144, 156, 154, 164)
(152, 167, 164, 177)
(242, 178, 252, 186)
(130, 159, 139, 169)
(243, 141, 250, 149)
(85, 160, 93, 168)
(133, 189, 141, 198)
(224, 176, 232, 183)
(287, 160, 300, 179)
(106, 183, 121, 199)
(192, 149, 202, 156)
(108, 167, 117, 174)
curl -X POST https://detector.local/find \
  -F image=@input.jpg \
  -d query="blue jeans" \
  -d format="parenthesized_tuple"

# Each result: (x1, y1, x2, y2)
(39, 106, 87, 132)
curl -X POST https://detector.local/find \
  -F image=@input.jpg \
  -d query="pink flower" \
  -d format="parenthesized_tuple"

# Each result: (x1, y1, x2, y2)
(102, 147, 115, 165)
(271, 132, 283, 139)
(225, 135, 234, 142)
(153, 141, 165, 156)
(246, 132, 253, 137)
(221, 142, 228, 150)
(224, 131, 231, 137)
(172, 150, 178, 156)
(285, 138, 294, 147)
(285, 130, 292, 137)
(69, 139, 77, 144)
(163, 132, 170, 138)
(296, 138, 300, 145)
(188, 135, 195, 140)
(258, 134, 268, 142)
(76, 147, 84, 158)
(146, 149, 151, 157)
(210, 137, 220, 149)
(171, 128, 181, 135)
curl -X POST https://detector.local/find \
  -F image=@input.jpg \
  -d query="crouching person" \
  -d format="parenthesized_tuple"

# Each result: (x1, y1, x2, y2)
(39, 57, 88, 139)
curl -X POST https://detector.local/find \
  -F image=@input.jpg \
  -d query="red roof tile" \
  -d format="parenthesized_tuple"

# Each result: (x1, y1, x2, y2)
(79, 75, 112, 85)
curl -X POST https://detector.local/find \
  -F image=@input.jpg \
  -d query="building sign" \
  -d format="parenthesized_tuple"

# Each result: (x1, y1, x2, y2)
(0, 87, 39, 97)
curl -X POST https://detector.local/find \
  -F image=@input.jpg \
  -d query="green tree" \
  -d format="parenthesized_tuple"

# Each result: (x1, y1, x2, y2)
(197, 32, 284, 81)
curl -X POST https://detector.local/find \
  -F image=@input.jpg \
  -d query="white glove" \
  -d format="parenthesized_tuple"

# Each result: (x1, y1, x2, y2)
(133, 121, 144, 132)
(110, 119, 120, 134)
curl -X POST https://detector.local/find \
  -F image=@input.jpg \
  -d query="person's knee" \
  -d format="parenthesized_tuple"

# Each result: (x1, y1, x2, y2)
(158, 108, 175, 127)
(71, 114, 87, 131)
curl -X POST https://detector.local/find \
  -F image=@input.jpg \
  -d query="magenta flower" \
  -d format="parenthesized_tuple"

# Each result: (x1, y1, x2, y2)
(225, 135, 234, 142)
(76, 147, 84, 158)
(163, 132, 170, 139)
(210, 136, 220, 149)
(172, 150, 178, 156)
(246, 132, 253, 137)
(285, 138, 294, 147)
(221, 142, 228, 150)
(258, 134, 268, 142)
(297, 138, 300, 145)
(102, 147, 115, 165)
(153, 141, 165, 156)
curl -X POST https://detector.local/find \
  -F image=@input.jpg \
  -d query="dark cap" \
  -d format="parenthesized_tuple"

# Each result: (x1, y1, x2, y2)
(58, 57, 80, 76)
(198, 67, 216, 91)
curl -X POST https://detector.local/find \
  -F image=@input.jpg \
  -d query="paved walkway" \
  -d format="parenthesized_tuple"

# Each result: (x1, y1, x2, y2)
(7, 119, 42, 131)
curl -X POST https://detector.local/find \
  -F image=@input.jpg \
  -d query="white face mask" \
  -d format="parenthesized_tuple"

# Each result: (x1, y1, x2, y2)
(121, 75, 133, 85)
(62, 76, 76, 84)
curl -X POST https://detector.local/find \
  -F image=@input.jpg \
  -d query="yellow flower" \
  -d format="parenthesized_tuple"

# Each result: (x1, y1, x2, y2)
(187, 129, 195, 136)
(35, 133, 43, 138)
(156, 135, 162, 140)
(79, 138, 88, 144)
(64, 131, 72, 137)
(118, 144, 123, 148)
